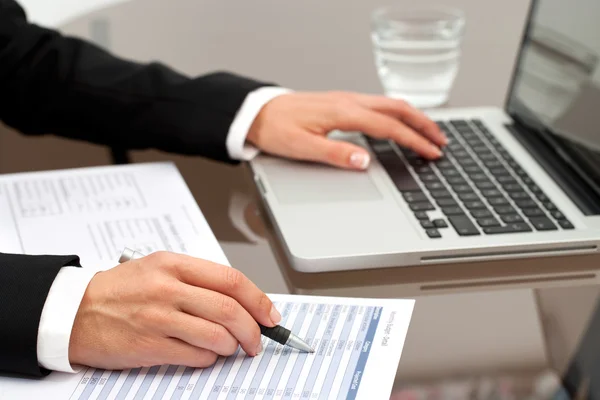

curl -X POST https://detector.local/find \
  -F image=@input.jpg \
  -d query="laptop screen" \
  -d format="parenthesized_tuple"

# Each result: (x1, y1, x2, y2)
(506, 0, 600, 187)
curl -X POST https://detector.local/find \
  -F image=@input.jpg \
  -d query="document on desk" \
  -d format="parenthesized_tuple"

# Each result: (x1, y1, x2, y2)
(0, 162, 229, 268)
(0, 163, 414, 400)
(66, 296, 413, 400)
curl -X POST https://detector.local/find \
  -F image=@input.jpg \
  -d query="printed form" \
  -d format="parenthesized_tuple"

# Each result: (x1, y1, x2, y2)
(0, 163, 414, 400)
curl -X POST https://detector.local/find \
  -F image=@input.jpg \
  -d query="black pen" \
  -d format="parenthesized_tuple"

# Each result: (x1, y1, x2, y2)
(119, 248, 315, 353)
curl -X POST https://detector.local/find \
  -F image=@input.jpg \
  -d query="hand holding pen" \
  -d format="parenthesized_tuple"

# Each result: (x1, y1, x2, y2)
(69, 249, 312, 371)
(120, 248, 314, 354)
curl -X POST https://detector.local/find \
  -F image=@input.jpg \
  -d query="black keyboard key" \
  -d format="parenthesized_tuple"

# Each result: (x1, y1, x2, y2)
(489, 167, 510, 176)
(449, 216, 481, 236)
(495, 206, 517, 215)
(426, 229, 442, 239)
(431, 190, 452, 199)
(475, 181, 496, 190)
(414, 212, 429, 220)
(504, 184, 524, 192)
(515, 199, 538, 209)
(498, 176, 518, 185)
(434, 219, 448, 228)
(447, 177, 468, 186)
(463, 165, 483, 174)
(421, 220, 435, 229)
(522, 176, 535, 186)
(483, 160, 503, 168)
(450, 120, 470, 128)
(467, 139, 485, 148)
(435, 160, 454, 169)
(470, 173, 489, 182)
(481, 189, 503, 198)
(414, 165, 433, 174)
(465, 201, 487, 210)
(471, 209, 494, 219)
(484, 223, 533, 235)
(488, 197, 510, 207)
(471, 145, 489, 153)
(442, 206, 465, 216)
(420, 173, 440, 183)
(513, 167, 528, 177)
(410, 202, 435, 212)
(458, 192, 480, 201)
(447, 143, 464, 152)
(509, 191, 530, 200)
(457, 158, 476, 166)
(558, 220, 575, 230)
(376, 153, 421, 192)
(453, 185, 473, 193)
(502, 214, 525, 224)
(477, 218, 501, 227)
(529, 184, 543, 195)
(529, 217, 557, 231)
(523, 208, 545, 217)
(453, 150, 470, 159)
(551, 211, 567, 220)
(440, 169, 461, 177)
(479, 153, 497, 162)
(409, 158, 428, 167)
(543, 202, 557, 211)
(403, 192, 429, 203)
(425, 182, 446, 191)
(536, 193, 550, 202)
(437, 198, 458, 207)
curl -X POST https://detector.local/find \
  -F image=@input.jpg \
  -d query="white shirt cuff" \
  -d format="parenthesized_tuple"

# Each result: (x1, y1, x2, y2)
(226, 86, 293, 161)
(37, 267, 99, 373)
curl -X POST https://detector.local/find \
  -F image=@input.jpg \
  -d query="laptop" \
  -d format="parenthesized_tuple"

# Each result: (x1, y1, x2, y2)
(249, 0, 600, 273)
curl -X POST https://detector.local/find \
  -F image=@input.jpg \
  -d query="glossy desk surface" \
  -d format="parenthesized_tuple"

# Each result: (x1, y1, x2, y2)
(174, 161, 600, 400)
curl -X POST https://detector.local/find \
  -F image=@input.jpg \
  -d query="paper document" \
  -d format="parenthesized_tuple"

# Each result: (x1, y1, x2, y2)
(0, 163, 414, 400)
(0, 162, 229, 269)
(68, 296, 413, 400)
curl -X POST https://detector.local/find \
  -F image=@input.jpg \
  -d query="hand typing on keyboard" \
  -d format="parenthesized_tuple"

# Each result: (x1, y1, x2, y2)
(247, 92, 448, 171)
(368, 119, 575, 239)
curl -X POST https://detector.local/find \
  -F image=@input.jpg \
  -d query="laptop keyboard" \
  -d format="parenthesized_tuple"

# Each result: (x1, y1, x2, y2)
(367, 119, 575, 239)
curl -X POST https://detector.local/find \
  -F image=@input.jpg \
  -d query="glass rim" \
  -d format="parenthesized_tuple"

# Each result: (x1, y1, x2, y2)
(372, 5, 465, 24)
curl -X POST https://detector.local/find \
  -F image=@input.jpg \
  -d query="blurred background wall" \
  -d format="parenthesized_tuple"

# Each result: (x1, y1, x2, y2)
(0, 0, 531, 238)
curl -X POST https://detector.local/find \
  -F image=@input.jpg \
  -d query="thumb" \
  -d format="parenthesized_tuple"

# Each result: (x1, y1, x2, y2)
(298, 134, 371, 170)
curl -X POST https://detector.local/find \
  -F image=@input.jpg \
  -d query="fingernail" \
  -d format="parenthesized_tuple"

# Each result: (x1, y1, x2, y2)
(270, 305, 282, 325)
(350, 152, 371, 170)
(431, 146, 443, 158)
(441, 135, 449, 146)
(256, 340, 263, 356)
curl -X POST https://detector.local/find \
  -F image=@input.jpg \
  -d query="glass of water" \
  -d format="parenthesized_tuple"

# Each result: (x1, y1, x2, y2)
(371, 6, 466, 108)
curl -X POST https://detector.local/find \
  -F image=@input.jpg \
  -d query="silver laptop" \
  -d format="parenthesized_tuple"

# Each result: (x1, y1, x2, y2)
(249, 0, 600, 273)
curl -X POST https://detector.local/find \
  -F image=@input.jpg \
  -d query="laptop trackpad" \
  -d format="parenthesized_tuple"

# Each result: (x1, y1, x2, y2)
(262, 160, 383, 204)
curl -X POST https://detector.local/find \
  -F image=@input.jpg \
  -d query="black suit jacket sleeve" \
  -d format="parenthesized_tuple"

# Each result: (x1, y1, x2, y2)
(0, 0, 271, 163)
(0, 253, 81, 377)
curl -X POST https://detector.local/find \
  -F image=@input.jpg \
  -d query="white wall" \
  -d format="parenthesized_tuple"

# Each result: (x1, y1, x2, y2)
(60, 0, 531, 107)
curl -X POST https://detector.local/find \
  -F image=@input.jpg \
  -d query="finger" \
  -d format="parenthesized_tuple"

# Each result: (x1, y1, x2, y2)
(284, 133, 372, 170)
(349, 94, 448, 146)
(330, 105, 442, 159)
(165, 311, 244, 357)
(176, 285, 263, 356)
(171, 255, 280, 328)
(160, 337, 220, 368)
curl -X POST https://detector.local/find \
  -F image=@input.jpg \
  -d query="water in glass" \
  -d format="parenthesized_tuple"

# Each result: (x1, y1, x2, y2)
(372, 7, 465, 108)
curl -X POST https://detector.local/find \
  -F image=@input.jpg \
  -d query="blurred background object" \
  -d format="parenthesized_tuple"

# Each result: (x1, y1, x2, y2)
(371, 6, 466, 108)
